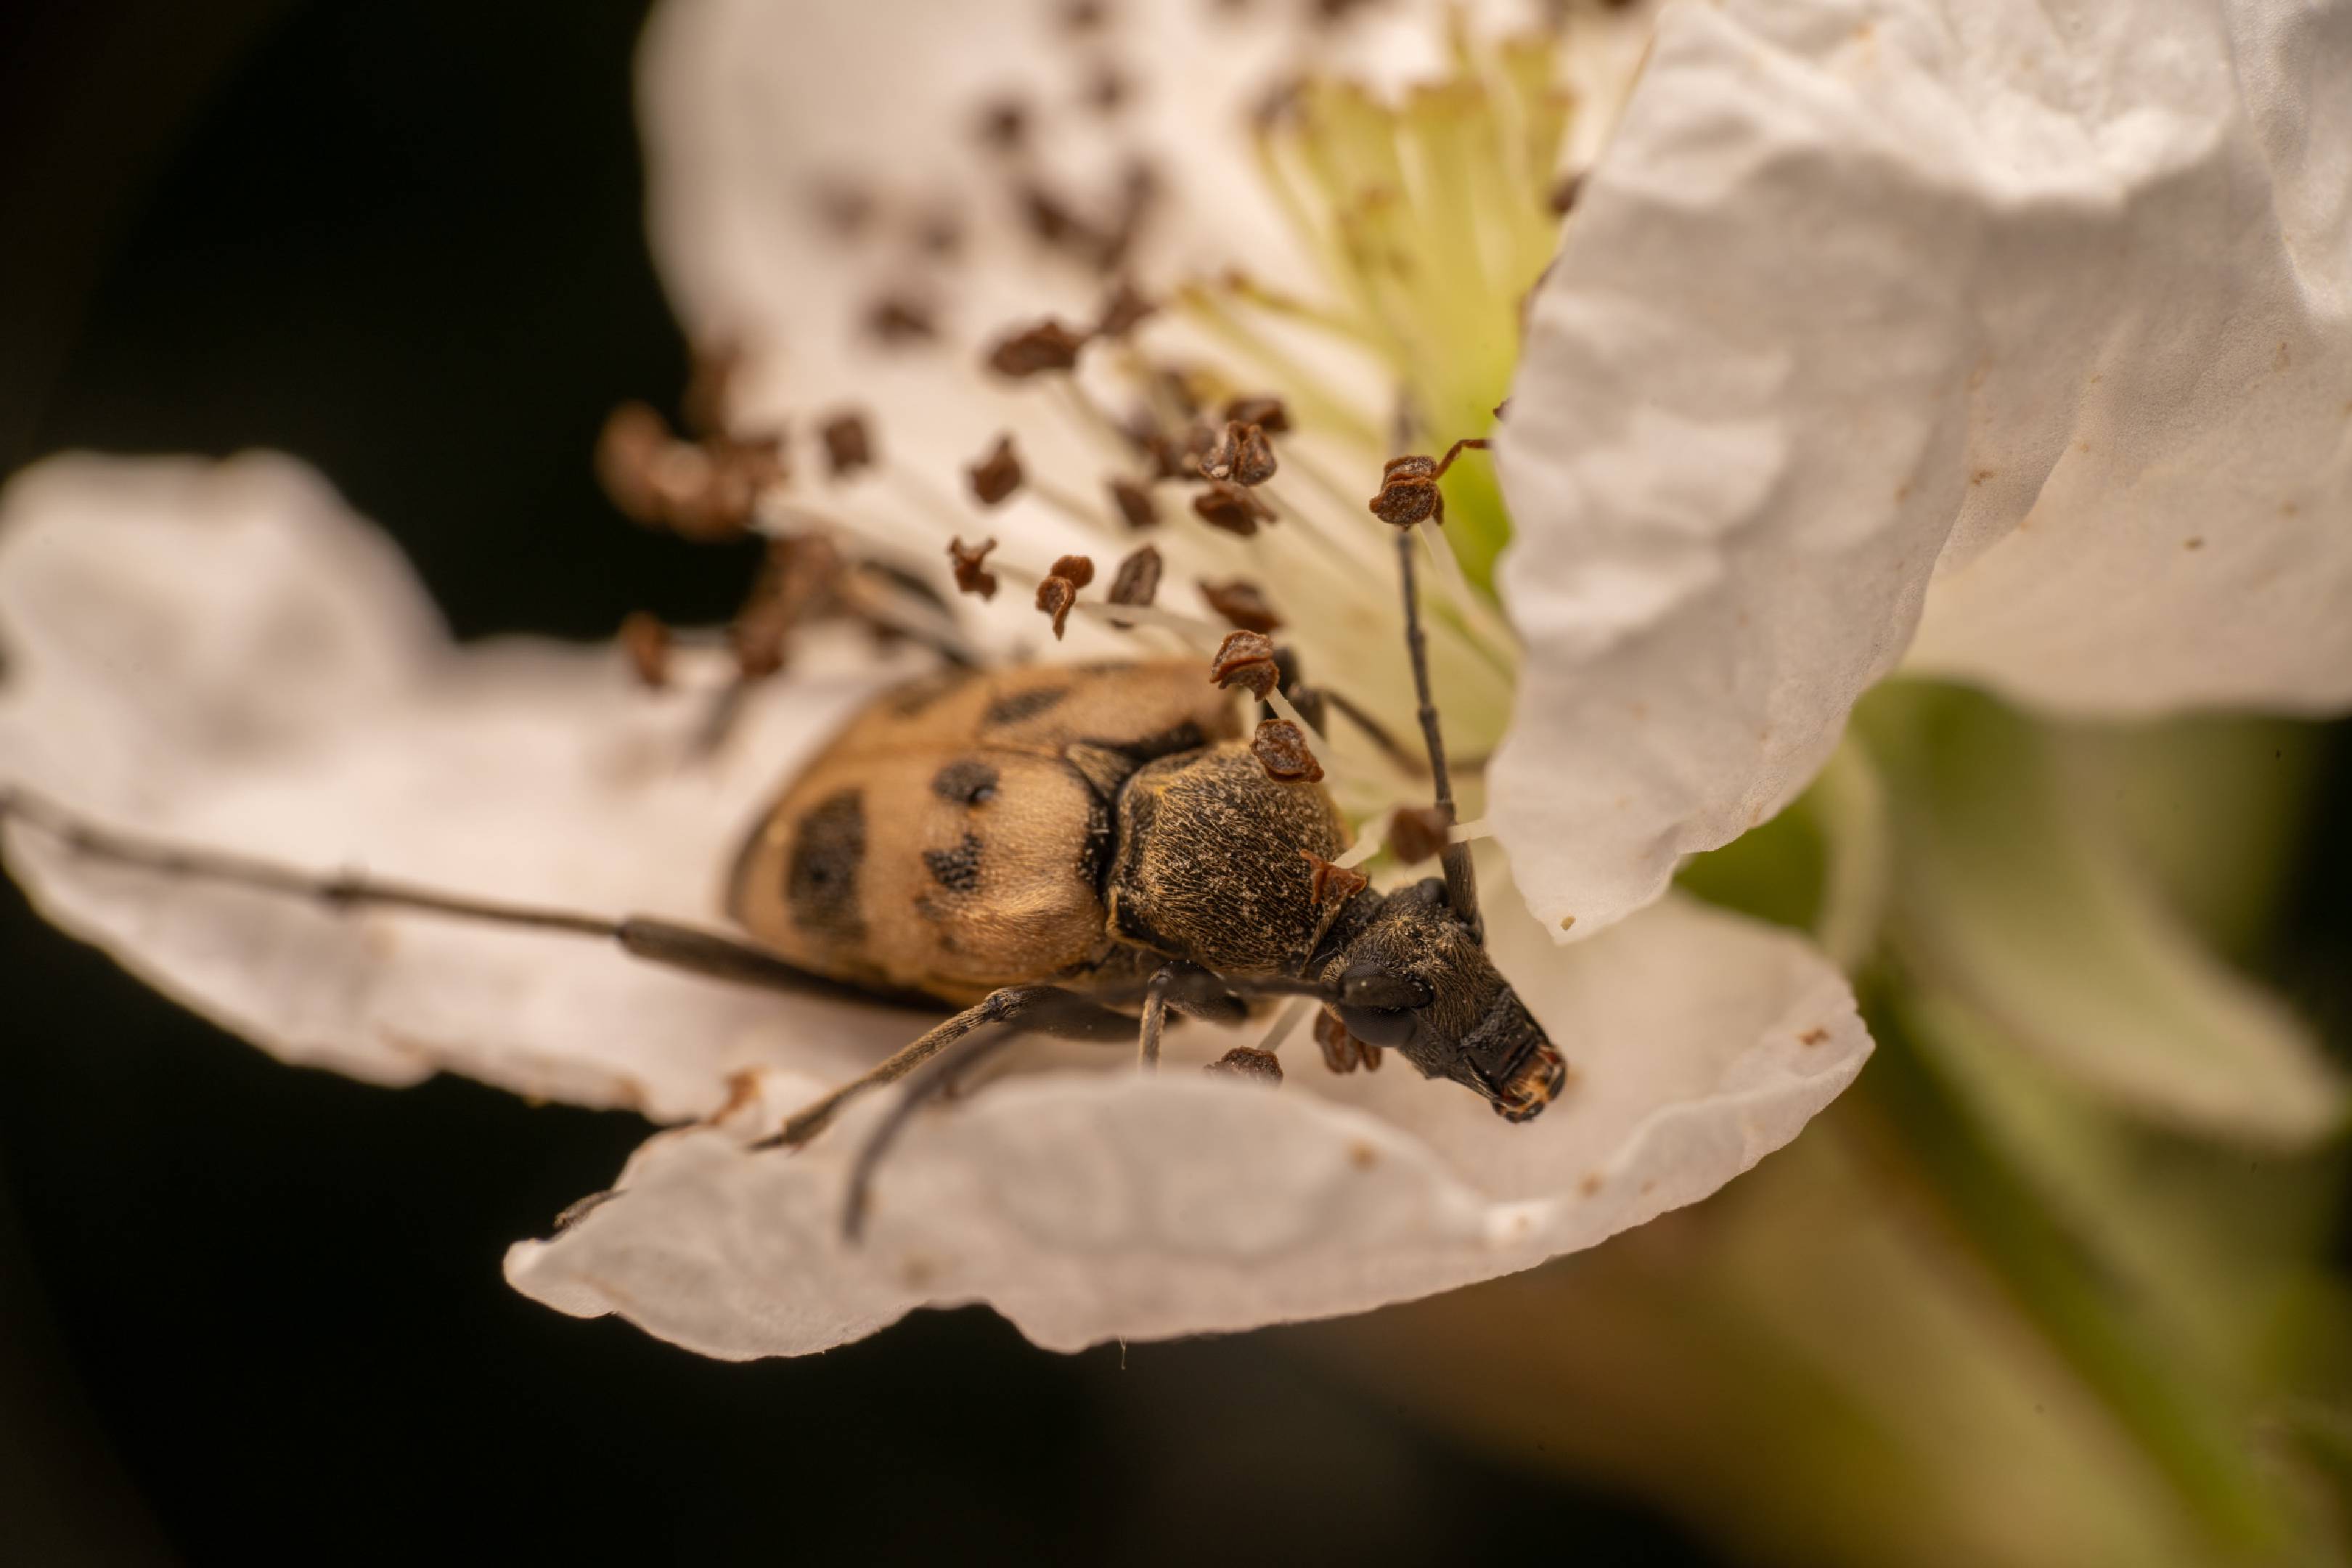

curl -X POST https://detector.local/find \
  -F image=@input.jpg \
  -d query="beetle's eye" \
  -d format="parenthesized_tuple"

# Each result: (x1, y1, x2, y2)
(1338, 968, 1433, 1012)
(1336, 1004, 1419, 1047)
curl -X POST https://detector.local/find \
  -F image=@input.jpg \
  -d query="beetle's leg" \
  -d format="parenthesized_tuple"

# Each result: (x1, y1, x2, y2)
(1137, 968, 1174, 1071)
(759, 983, 1135, 1151)
(841, 968, 1273, 1241)
(0, 784, 891, 1007)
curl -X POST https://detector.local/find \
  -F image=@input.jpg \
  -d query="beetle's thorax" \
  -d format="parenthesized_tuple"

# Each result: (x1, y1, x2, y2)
(1102, 740, 1351, 979)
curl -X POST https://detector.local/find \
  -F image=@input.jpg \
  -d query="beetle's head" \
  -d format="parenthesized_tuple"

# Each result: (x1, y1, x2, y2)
(1319, 878, 1567, 1122)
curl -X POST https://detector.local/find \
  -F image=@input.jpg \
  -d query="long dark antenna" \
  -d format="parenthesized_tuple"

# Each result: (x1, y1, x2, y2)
(1394, 526, 1480, 934)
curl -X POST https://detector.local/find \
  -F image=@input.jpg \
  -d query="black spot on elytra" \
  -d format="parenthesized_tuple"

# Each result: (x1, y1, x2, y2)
(923, 832, 984, 896)
(787, 790, 867, 944)
(931, 758, 1000, 806)
(983, 685, 1069, 727)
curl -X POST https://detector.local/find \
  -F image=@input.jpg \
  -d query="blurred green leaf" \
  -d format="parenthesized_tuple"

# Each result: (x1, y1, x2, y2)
(1858, 685, 2347, 1146)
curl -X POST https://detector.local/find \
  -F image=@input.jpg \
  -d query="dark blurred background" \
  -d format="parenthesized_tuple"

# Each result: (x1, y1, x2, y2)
(0, 4, 1718, 1563)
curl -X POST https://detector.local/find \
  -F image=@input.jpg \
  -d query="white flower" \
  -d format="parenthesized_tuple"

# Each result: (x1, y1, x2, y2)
(12, 0, 2338, 1358)
(0, 452, 1862, 1357)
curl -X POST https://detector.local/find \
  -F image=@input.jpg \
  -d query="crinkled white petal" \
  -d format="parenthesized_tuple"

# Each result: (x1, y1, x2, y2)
(0, 453, 923, 1120)
(505, 875, 1866, 1357)
(1491, 0, 2352, 936)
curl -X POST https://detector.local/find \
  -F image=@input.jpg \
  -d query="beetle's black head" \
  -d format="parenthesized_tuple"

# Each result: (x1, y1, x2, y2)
(1317, 878, 1566, 1122)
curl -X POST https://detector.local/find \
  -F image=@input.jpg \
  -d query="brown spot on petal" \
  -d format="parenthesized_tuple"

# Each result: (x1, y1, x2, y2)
(1108, 544, 1161, 608)
(1204, 1046, 1283, 1085)
(1252, 718, 1322, 783)
(1209, 629, 1279, 698)
(1108, 477, 1160, 529)
(968, 434, 1024, 507)
(1299, 851, 1366, 905)
(1347, 1140, 1379, 1170)
(1386, 804, 1451, 867)
(1199, 577, 1282, 633)
(1799, 1026, 1831, 1047)
(986, 318, 1091, 378)
(1548, 171, 1585, 215)
(948, 536, 1000, 600)
(2184, 536, 2206, 551)
(618, 612, 671, 690)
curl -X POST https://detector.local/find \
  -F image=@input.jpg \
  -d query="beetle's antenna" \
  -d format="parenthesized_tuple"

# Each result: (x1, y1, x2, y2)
(1394, 526, 1480, 933)
(0, 783, 897, 1005)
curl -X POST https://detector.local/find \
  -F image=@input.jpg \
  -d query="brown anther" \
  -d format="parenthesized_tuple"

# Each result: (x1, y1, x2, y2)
(1035, 575, 1079, 640)
(1108, 477, 1159, 529)
(1204, 1047, 1283, 1086)
(819, 412, 875, 478)
(1221, 395, 1291, 435)
(1208, 629, 1279, 698)
(865, 293, 937, 344)
(1048, 553, 1095, 590)
(910, 203, 963, 259)
(595, 401, 779, 540)
(1085, 61, 1131, 114)
(618, 612, 671, 690)
(811, 181, 877, 240)
(1386, 804, 1453, 867)
(1108, 544, 1161, 608)
(1299, 850, 1368, 905)
(1095, 277, 1156, 338)
(1155, 367, 1206, 418)
(1251, 718, 1323, 783)
(978, 98, 1029, 154)
(1192, 481, 1274, 536)
(947, 536, 1000, 600)
(731, 534, 842, 679)
(594, 401, 673, 524)
(1018, 182, 1093, 253)
(1315, 1008, 1381, 1074)
(1548, 170, 1586, 216)
(1148, 420, 1220, 482)
(681, 342, 742, 437)
(1370, 454, 1442, 527)
(1200, 420, 1277, 486)
(967, 434, 1024, 507)
(1199, 577, 1283, 633)
(985, 318, 1092, 378)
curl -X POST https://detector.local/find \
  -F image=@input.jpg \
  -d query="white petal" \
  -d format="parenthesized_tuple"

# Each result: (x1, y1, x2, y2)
(1490, 0, 2352, 936)
(505, 876, 1868, 1357)
(641, 0, 1304, 451)
(0, 453, 922, 1121)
